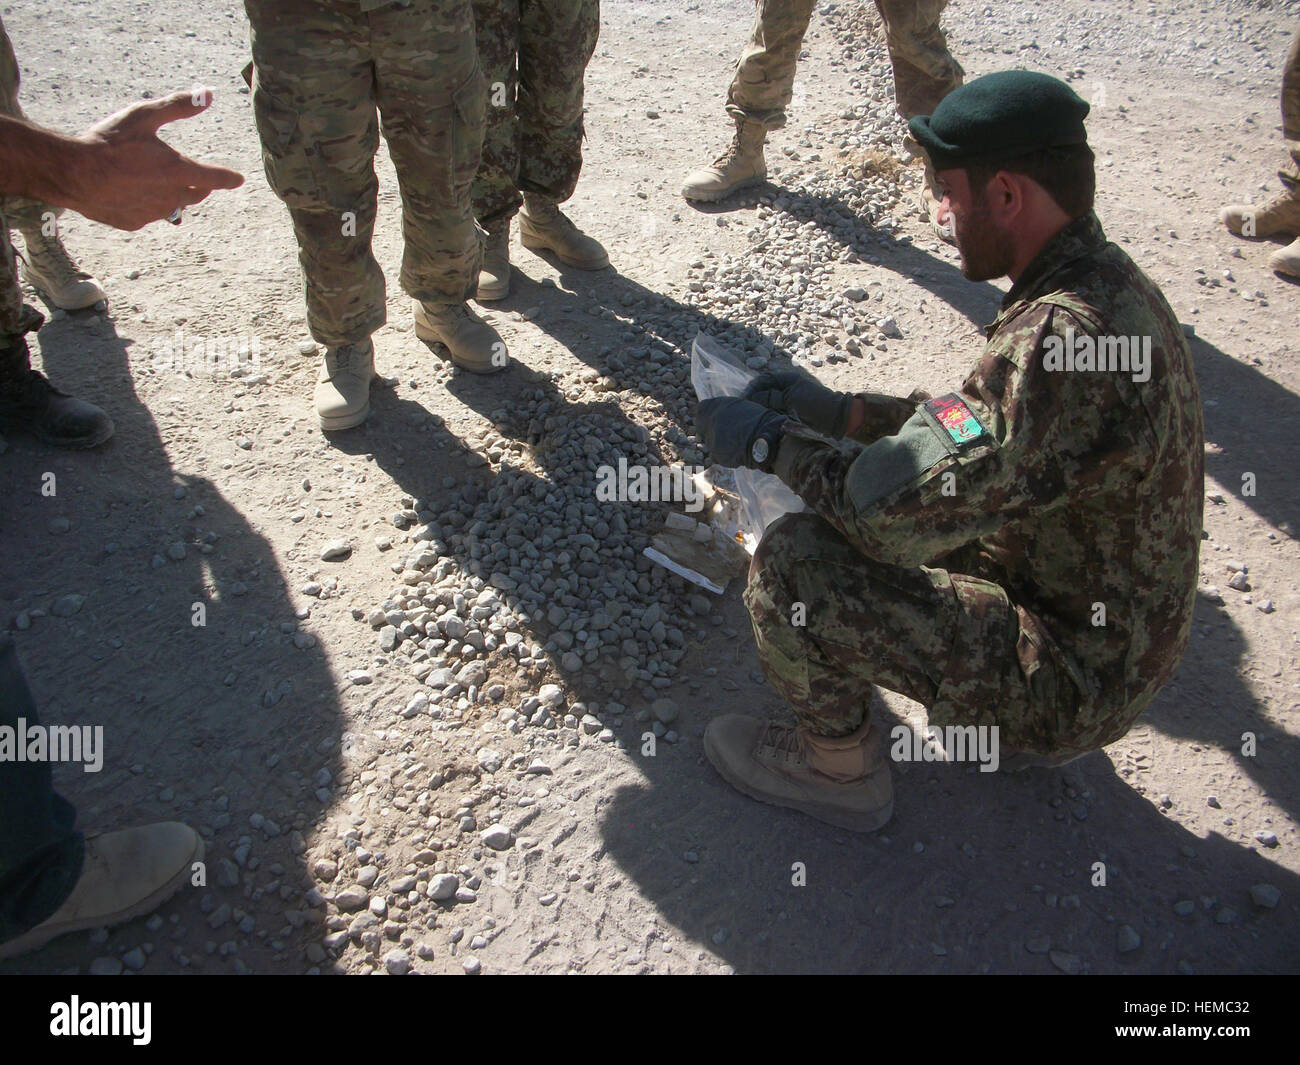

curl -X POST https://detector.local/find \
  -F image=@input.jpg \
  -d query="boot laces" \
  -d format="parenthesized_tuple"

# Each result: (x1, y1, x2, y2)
(712, 130, 746, 170)
(324, 342, 368, 380)
(1258, 185, 1300, 217)
(758, 722, 805, 763)
(25, 234, 86, 286)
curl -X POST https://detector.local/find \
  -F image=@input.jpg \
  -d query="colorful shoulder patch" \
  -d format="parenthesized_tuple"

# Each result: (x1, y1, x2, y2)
(922, 393, 989, 451)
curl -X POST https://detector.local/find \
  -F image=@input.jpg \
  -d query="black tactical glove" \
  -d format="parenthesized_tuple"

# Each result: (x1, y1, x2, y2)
(743, 370, 852, 438)
(696, 397, 788, 471)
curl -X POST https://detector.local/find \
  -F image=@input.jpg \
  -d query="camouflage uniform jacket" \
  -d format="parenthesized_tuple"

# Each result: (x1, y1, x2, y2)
(771, 211, 1205, 743)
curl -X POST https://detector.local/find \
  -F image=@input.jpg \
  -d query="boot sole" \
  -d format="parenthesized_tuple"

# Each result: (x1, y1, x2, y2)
(518, 233, 609, 270)
(703, 730, 893, 833)
(22, 277, 107, 312)
(681, 176, 767, 203)
(28, 423, 115, 450)
(319, 399, 371, 432)
(0, 836, 204, 961)
(413, 319, 508, 376)
(475, 275, 511, 301)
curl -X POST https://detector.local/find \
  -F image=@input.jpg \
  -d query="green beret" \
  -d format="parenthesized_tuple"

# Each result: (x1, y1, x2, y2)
(908, 70, 1090, 171)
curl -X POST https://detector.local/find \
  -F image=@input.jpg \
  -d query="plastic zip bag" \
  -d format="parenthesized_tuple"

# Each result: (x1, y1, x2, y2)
(691, 332, 805, 547)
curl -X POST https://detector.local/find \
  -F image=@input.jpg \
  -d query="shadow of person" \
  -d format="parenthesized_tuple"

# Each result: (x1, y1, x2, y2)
(325, 354, 696, 713)
(1141, 589, 1300, 829)
(0, 311, 345, 973)
(1189, 333, 1300, 536)
(596, 630, 1300, 973)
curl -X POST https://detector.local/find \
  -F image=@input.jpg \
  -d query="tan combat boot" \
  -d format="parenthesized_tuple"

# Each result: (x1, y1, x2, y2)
(476, 220, 512, 301)
(314, 339, 375, 430)
(902, 134, 954, 245)
(19, 228, 106, 310)
(0, 822, 203, 960)
(518, 194, 609, 269)
(1220, 185, 1300, 239)
(918, 159, 955, 245)
(704, 715, 894, 831)
(413, 300, 509, 374)
(681, 118, 768, 203)
(1269, 236, 1300, 278)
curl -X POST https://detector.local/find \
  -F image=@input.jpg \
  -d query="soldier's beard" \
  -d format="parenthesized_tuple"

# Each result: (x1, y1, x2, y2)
(954, 193, 1016, 282)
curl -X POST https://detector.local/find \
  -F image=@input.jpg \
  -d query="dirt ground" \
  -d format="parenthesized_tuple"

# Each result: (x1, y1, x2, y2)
(1, 0, 1297, 974)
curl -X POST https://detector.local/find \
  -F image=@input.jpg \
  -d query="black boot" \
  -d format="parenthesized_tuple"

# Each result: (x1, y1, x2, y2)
(0, 338, 113, 449)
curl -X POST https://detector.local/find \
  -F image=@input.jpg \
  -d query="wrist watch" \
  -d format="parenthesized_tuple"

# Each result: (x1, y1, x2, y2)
(750, 418, 787, 473)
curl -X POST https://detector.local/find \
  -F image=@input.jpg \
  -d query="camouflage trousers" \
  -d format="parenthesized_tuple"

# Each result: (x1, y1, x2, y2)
(245, 0, 484, 348)
(744, 512, 1084, 755)
(471, 0, 600, 229)
(1280, 21, 1300, 186)
(0, 15, 45, 384)
(727, 0, 962, 129)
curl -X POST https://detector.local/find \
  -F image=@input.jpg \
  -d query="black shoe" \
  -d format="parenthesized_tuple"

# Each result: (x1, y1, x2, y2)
(0, 369, 114, 449)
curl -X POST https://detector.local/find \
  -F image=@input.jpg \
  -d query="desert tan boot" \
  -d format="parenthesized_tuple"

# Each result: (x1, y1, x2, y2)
(681, 118, 768, 203)
(314, 339, 375, 430)
(704, 715, 894, 832)
(518, 195, 609, 269)
(1220, 186, 1300, 239)
(1269, 235, 1300, 278)
(19, 228, 106, 310)
(0, 822, 203, 960)
(414, 300, 509, 374)
(477, 220, 512, 301)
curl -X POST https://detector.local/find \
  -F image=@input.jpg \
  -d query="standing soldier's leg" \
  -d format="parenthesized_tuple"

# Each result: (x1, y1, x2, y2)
(373, 0, 508, 375)
(1268, 23, 1300, 276)
(0, 16, 104, 312)
(1281, 21, 1300, 186)
(873, 0, 962, 120)
(471, 0, 523, 299)
(0, 202, 113, 447)
(1221, 22, 1300, 274)
(682, 0, 817, 202)
(876, 0, 962, 240)
(706, 513, 1081, 829)
(514, 0, 608, 271)
(246, 0, 384, 429)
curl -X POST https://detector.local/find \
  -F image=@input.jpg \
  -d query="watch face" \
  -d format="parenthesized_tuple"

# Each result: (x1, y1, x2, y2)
(751, 437, 770, 465)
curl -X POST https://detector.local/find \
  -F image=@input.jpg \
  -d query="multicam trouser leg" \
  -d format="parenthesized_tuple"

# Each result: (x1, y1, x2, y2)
(1281, 21, 1300, 188)
(725, 0, 961, 129)
(471, 0, 600, 228)
(744, 512, 1083, 754)
(873, 0, 962, 118)
(245, 0, 483, 347)
(725, 0, 818, 131)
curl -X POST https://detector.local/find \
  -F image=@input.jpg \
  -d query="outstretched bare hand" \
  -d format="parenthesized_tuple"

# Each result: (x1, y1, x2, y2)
(68, 88, 244, 230)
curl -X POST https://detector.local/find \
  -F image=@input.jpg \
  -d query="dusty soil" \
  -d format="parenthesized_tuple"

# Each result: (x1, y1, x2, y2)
(1, 0, 1297, 974)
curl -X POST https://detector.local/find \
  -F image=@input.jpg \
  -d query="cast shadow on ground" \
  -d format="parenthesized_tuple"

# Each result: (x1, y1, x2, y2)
(0, 309, 345, 973)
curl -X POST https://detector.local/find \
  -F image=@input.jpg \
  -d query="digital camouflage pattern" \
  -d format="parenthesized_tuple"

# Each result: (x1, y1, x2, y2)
(727, 0, 962, 130)
(245, 0, 484, 348)
(472, 0, 599, 229)
(755, 212, 1204, 755)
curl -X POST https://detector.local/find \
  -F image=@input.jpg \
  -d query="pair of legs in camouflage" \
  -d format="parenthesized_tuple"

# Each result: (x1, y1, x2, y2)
(245, 0, 485, 348)
(471, 0, 600, 230)
(0, 16, 112, 448)
(1220, 22, 1300, 275)
(744, 512, 1084, 756)
(727, 0, 962, 129)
